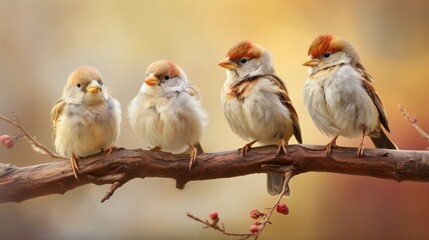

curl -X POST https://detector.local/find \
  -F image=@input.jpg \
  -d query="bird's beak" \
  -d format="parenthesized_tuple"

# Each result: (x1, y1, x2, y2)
(218, 58, 238, 70)
(144, 74, 160, 86)
(86, 80, 100, 93)
(302, 56, 321, 67)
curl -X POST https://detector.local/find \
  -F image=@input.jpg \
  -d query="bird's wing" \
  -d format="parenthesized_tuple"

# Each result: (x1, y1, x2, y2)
(50, 99, 67, 142)
(186, 84, 202, 101)
(266, 74, 303, 144)
(355, 63, 390, 132)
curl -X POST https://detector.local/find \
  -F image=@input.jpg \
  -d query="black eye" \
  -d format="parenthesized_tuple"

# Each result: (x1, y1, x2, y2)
(240, 58, 248, 64)
(164, 75, 170, 80)
(76, 83, 81, 88)
(323, 52, 331, 58)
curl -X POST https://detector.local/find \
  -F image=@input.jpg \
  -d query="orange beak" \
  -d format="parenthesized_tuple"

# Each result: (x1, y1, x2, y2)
(302, 55, 321, 67)
(218, 57, 238, 70)
(86, 85, 100, 93)
(144, 76, 160, 86)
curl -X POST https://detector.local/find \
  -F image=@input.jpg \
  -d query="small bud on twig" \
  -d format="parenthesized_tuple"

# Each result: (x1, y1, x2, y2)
(253, 221, 261, 226)
(250, 224, 260, 234)
(250, 209, 265, 219)
(209, 211, 219, 224)
(0, 135, 15, 149)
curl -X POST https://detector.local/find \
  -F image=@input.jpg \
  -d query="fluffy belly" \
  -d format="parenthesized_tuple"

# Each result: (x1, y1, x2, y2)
(304, 66, 379, 138)
(55, 121, 114, 157)
(223, 95, 293, 144)
(132, 105, 203, 153)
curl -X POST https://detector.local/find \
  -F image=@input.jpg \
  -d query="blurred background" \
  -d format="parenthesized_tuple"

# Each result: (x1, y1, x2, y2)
(0, 0, 428, 239)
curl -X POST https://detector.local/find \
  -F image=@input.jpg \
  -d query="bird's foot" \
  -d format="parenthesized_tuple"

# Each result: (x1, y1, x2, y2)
(276, 139, 288, 156)
(70, 154, 80, 181)
(239, 140, 257, 158)
(188, 145, 198, 170)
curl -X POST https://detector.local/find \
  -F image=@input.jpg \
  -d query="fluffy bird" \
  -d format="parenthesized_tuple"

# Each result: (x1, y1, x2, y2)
(303, 34, 397, 157)
(51, 66, 122, 180)
(128, 60, 207, 169)
(219, 40, 302, 196)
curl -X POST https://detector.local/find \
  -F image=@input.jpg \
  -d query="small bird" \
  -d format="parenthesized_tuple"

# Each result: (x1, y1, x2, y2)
(128, 60, 208, 169)
(51, 66, 122, 180)
(303, 34, 397, 157)
(219, 40, 302, 196)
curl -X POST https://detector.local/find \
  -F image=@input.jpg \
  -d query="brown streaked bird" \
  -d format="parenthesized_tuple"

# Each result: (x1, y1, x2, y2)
(303, 34, 397, 157)
(51, 66, 121, 180)
(219, 40, 302, 196)
(128, 60, 208, 170)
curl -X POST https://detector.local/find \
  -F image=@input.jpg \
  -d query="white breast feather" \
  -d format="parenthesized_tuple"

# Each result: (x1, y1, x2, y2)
(54, 98, 121, 157)
(304, 65, 379, 138)
(222, 77, 293, 144)
(128, 91, 207, 153)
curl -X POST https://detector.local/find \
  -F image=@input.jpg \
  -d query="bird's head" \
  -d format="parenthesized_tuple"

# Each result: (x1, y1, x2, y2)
(143, 60, 188, 94)
(219, 40, 274, 80)
(303, 34, 359, 72)
(63, 66, 107, 105)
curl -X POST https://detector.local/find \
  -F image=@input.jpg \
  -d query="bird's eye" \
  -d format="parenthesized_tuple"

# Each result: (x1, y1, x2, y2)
(164, 75, 170, 80)
(323, 52, 331, 58)
(240, 58, 248, 64)
(76, 83, 81, 88)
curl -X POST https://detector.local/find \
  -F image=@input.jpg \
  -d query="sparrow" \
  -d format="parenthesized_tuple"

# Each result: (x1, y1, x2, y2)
(303, 34, 397, 157)
(128, 60, 208, 170)
(219, 40, 302, 196)
(51, 66, 122, 180)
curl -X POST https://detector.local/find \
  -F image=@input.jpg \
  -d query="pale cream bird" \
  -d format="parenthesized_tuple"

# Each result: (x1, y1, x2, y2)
(219, 40, 302, 196)
(128, 60, 208, 169)
(303, 34, 397, 157)
(51, 66, 122, 180)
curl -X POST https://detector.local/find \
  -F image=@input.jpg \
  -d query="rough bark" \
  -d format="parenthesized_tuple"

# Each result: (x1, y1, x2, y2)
(1, 145, 428, 203)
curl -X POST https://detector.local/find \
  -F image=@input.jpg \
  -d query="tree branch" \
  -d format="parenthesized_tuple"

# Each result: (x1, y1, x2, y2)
(1, 145, 429, 203)
(399, 105, 429, 143)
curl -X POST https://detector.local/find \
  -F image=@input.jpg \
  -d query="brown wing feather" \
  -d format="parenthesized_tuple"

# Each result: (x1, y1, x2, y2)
(185, 85, 204, 153)
(50, 99, 66, 142)
(355, 63, 390, 132)
(186, 84, 201, 101)
(266, 75, 303, 144)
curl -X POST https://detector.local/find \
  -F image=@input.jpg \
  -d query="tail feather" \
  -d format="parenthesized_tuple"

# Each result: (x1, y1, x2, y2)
(267, 173, 290, 196)
(370, 129, 397, 149)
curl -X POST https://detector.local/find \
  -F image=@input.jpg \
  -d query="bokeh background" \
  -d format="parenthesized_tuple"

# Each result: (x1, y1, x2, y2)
(1, 0, 428, 239)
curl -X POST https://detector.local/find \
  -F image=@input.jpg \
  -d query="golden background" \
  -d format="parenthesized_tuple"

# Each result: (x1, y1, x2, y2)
(0, 0, 428, 239)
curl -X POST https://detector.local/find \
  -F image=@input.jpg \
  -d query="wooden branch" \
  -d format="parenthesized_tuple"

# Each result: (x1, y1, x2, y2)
(1, 145, 429, 203)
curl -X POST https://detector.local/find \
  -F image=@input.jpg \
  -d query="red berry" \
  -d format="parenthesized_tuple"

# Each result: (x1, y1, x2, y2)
(250, 224, 259, 234)
(276, 203, 289, 215)
(250, 209, 263, 219)
(209, 211, 219, 221)
(0, 135, 15, 149)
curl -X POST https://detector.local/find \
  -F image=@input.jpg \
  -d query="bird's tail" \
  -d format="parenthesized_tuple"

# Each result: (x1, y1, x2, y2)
(267, 173, 290, 196)
(370, 129, 398, 149)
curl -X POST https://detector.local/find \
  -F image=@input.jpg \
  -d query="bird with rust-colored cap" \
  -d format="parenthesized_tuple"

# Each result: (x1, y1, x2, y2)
(303, 34, 397, 157)
(128, 60, 208, 170)
(51, 66, 122, 180)
(219, 40, 302, 196)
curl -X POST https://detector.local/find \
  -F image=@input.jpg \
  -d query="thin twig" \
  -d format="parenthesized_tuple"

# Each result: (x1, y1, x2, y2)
(186, 169, 294, 239)
(251, 170, 293, 239)
(0, 115, 64, 159)
(185, 212, 253, 239)
(399, 105, 429, 142)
